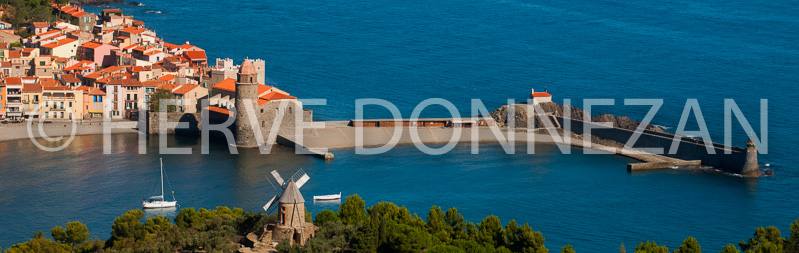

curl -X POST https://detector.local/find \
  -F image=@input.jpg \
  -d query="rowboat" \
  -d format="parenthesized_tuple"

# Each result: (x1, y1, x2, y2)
(313, 192, 341, 201)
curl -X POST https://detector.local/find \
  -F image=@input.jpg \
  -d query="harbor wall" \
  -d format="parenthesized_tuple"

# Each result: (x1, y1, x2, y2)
(147, 112, 203, 136)
(554, 116, 758, 175)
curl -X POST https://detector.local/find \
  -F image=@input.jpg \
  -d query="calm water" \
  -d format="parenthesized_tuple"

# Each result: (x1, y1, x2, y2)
(2, 0, 799, 251)
(0, 134, 794, 252)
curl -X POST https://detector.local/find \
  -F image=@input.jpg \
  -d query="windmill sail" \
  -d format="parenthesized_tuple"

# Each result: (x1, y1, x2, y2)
(271, 170, 285, 187)
(295, 174, 310, 188)
(263, 195, 277, 211)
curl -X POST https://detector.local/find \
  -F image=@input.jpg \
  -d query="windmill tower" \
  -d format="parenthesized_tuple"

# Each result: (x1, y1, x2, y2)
(262, 169, 315, 246)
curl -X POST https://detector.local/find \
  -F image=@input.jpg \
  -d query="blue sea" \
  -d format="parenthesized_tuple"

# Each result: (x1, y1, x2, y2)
(1, 0, 798, 251)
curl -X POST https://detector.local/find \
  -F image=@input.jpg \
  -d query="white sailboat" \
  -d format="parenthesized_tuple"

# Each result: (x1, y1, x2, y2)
(142, 158, 177, 209)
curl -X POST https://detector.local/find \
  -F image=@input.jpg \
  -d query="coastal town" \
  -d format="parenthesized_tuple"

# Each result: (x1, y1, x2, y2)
(0, 3, 298, 123)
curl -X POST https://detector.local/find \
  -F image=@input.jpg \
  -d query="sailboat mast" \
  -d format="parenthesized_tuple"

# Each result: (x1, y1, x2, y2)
(160, 158, 164, 198)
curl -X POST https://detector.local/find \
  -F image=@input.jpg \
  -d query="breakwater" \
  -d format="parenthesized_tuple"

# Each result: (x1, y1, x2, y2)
(490, 103, 760, 176)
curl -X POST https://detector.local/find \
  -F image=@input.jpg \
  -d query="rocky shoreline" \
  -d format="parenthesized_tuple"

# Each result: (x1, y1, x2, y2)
(70, 0, 125, 6)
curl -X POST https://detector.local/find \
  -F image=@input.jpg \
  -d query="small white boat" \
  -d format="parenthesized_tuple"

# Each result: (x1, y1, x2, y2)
(314, 192, 341, 201)
(143, 158, 178, 209)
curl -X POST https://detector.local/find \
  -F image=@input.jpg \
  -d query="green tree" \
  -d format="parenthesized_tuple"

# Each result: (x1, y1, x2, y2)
(785, 219, 799, 253)
(427, 206, 454, 244)
(474, 215, 503, 247)
(148, 89, 176, 113)
(109, 209, 148, 248)
(635, 241, 669, 253)
(145, 215, 173, 236)
(338, 194, 366, 225)
(622, 242, 626, 253)
(445, 207, 469, 241)
(721, 244, 741, 253)
(50, 221, 90, 246)
(504, 220, 547, 253)
(429, 244, 467, 253)
(314, 209, 340, 226)
(739, 226, 783, 253)
(562, 245, 576, 253)
(5, 231, 72, 253)
(674, 237, 701, 253)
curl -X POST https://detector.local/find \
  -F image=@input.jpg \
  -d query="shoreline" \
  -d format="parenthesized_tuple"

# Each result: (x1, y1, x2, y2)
(0, 121, 703, 171)
(0, 121, 140, 142)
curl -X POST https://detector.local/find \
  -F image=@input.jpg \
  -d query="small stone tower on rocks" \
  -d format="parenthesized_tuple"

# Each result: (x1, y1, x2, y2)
(234, 59, 259, 148)
(741, 141, 761, 177)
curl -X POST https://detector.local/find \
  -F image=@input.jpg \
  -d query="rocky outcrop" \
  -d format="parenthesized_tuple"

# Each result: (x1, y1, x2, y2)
(490, 102, 665, 133)
(70, 0, 125, 6)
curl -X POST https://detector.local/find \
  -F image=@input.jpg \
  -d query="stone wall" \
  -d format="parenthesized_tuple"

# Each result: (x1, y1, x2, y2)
(147, 112, 202, 136)
(554, 116, 758, 175)
(490, 102, 759, 175)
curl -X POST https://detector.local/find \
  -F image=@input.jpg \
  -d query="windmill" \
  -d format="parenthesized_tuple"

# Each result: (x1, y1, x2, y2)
(262, 168, 310, 214)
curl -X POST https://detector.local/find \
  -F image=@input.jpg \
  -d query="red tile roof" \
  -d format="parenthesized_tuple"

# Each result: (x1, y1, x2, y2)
(62, 74, 81, 83)
(532, 92, 552, 97)
(6, 77, 21, 85)
(39, 78, 59, 87)
(22, 83, 42, 92)
(142, 80, 164, 87)
(212, 78, 236, 92)
(73, 86, 91, 92)
(260, 91, 296, 100)
(157, 83, 180, 91)
(158, 74, 175, 81)
(205, 106, 230, 115)
(183, 50, 207, 61)
(40, 38, 77, 49)
(172, 84, 199, 95)
(32, 22, 49, 28)
(80, 41, 103, 49)
(88, 88, 106, 96)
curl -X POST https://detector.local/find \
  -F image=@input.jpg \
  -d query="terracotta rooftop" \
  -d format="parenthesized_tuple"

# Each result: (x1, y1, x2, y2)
(183, 50, 207, 61)
(205, 106, 230, 115)
(6, 77, 21, 85)
(22, 83, 42, 92)
(172, 84, 199, 95)
(61, 74, 81, 83)
(88, 88, 106, 96)
(532, 92, 552, 97)
(212, 78, 236, 92)
(260, 91, 296, 100)
(40, 38, 77, 49)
